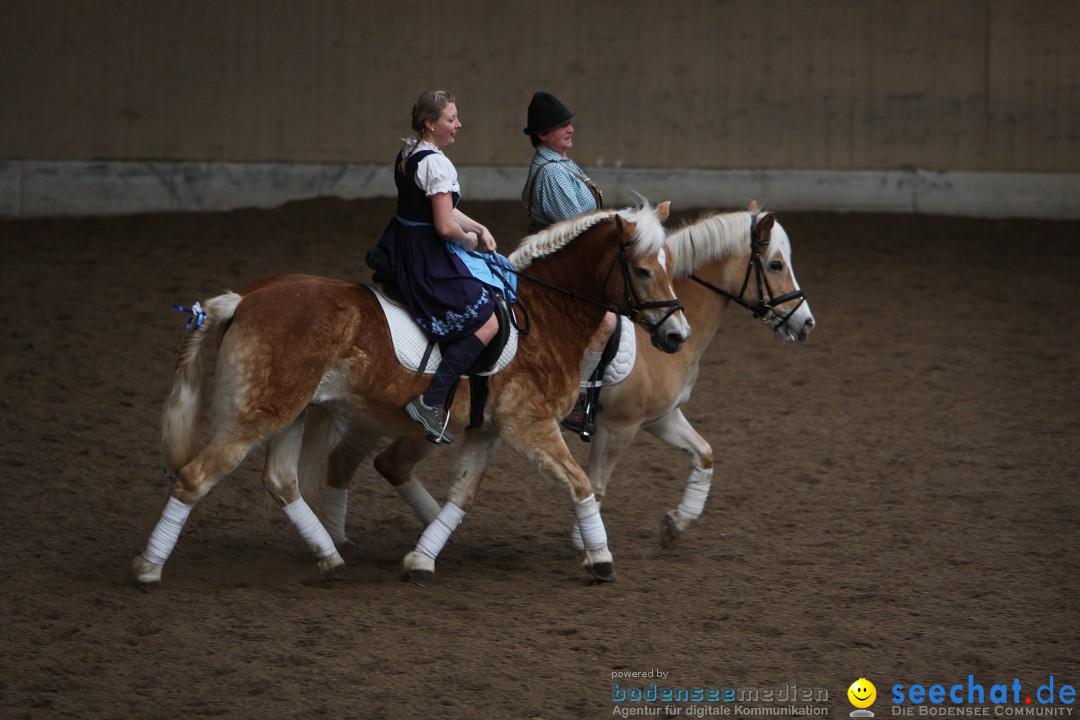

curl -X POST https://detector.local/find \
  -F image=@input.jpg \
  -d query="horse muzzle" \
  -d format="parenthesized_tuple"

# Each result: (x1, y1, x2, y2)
(650, 321, 691, 354)
(773, 311, 815, 342)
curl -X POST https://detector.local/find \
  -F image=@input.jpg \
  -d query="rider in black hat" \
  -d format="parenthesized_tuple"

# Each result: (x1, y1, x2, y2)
(523, 92, 575, 137)
(521, 92, 613, 442)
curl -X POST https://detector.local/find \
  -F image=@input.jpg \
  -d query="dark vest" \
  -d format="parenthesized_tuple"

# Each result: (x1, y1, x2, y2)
(395, 149, 460, 223)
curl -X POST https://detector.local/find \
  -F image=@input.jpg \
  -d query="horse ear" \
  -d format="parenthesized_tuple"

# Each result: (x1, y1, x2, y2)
(655, 201, 671, 222)
(754, 213, 775, 246)
(748, 200, 760, 213)
(614, 213, 627, 238)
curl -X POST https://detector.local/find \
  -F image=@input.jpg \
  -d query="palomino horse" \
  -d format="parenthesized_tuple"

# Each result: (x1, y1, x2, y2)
(131, 202, 690, 587)
(568, 202, 815, 549)
(307, 202, 813, 581)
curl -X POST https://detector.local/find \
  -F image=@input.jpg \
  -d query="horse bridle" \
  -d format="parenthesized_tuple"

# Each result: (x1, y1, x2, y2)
(508, 223, 684, 334)
(602, 237, 684, 334)
(689, 213, 806, 324)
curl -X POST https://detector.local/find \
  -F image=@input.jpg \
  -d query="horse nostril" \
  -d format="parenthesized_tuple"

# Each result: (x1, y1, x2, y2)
(804, 317, 816, 334)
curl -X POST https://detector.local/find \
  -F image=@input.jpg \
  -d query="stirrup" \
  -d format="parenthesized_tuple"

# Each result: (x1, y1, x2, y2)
(405, 396, 454, 444)
(560, 392, 596, 442)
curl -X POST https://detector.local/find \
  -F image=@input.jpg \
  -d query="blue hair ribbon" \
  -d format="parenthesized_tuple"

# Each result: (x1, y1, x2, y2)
(172, 301, 206, 331)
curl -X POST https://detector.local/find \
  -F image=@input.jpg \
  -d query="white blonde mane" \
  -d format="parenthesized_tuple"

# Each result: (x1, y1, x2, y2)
(666, 211, 790, 278)
(508, 203, 667, 270)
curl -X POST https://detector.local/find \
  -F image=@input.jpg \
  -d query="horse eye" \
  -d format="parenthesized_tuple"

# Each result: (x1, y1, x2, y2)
(634, 267, 651, 278)
(768, 260, 784, 272)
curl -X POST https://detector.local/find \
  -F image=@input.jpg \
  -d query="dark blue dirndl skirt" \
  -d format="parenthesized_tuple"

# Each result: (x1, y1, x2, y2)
(377, 218, 496, 341)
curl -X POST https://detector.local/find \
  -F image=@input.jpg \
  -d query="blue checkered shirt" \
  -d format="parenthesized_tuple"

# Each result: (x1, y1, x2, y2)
(522, 145, 601, 229)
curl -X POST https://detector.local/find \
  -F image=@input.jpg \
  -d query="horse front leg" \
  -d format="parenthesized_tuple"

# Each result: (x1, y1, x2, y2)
(643, 408, 714, 546)
(399, 432, 501, 587)
(504, 420, 616, 583)
(569, 421, 639, 551)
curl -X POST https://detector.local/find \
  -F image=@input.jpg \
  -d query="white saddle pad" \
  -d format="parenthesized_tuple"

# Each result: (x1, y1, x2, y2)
(581, 315, 637, 388)
(368, 285, 518, 376)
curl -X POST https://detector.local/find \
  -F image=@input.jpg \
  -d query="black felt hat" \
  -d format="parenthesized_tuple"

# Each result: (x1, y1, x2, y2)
(523, 92, 575, 135)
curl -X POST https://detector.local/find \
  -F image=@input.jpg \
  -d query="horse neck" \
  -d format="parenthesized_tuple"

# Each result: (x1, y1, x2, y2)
(667, 211, 749, 277)
(517, 236, 616, 354)
(666, 212, 751, 348)
(525, 221, 625, 307)
(671, 273, 729, 354)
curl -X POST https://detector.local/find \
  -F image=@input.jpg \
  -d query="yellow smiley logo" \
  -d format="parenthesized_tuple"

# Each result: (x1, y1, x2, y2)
(848, 678, 877, 708)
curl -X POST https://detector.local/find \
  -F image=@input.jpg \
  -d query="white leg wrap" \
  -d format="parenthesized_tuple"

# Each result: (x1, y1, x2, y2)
(282, 497, 337, 559)
(676, 467, 713, 520)
(142, 496, 192, 566)
(574, 494, 608, 551)
(322, 486, 349, 544)
(395, 478, 441, 526)
(570, 501, 600, 551)
(415, 501, 465, 560)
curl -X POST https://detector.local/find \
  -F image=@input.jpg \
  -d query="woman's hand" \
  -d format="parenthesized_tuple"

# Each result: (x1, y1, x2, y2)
(451, 207, 497, 253)
(459, 230, 480, 252)
(459, 228, 495, 253)
(475, 228, 496, 253)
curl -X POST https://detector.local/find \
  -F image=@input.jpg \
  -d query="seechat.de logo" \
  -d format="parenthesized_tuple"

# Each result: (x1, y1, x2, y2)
(890, 675, 1076, 713)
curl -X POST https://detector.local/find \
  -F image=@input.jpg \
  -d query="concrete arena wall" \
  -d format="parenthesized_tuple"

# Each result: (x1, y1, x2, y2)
(0, 1, 1076, 218)
(2, 160, 1076, 220)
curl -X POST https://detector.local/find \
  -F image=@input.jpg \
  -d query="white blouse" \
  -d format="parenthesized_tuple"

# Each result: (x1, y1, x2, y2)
(402, 139, 460, 197)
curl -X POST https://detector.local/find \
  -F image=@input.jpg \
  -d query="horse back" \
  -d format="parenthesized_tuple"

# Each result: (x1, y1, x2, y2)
(238, 273, 361, 296)
(229, 275, 374, 352)
(223, 274, 440, 428)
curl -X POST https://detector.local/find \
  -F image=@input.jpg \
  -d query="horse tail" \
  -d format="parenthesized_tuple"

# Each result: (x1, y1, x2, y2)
(161, 292, 243, 474)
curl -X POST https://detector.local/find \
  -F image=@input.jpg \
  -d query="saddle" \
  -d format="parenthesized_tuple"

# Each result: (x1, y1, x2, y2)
(586, 315, 637, 389)
(569, 314, 637, 442)
(366, 284, 519, 377)
(366, 243, 523, 428)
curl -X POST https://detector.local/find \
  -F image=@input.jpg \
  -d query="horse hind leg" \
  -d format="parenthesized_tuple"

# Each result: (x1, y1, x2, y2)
(264, 415, 347, 582)
(643, 408, 714, 547)
(298, 410, 381, 563)
(131, 433, 257, 588)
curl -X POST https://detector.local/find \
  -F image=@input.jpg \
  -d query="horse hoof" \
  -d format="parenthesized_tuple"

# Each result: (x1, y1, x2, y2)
(323, 562, 350, 582)
(316, 551, 348, 580)
(587, 562, 616, 583)
(301, 556, 349, 587)
(402, 567, 437, 587)
(336, 539, 361, 564)
(130, 555, 163, 588)
(660, 512, 680, 547)
(400, 550, 436, 587)
(660, 510, 692, 547)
